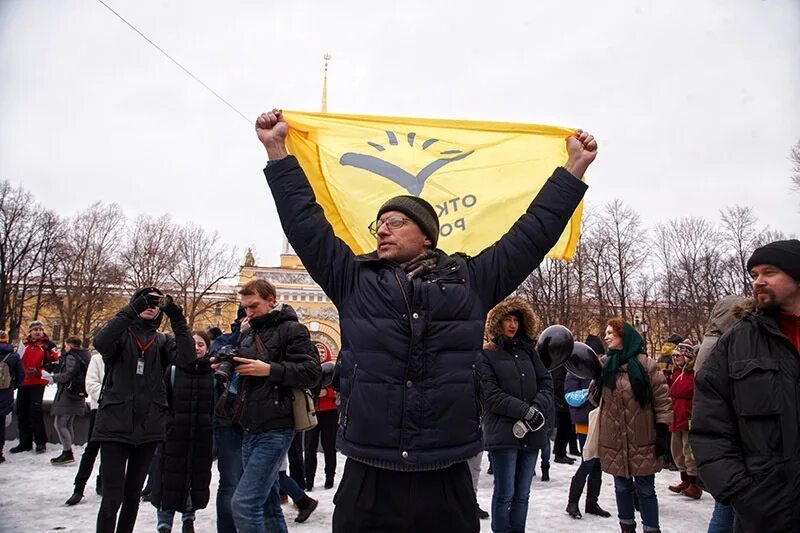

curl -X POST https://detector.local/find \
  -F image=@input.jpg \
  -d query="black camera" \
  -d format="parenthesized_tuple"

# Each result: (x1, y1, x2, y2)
(207, 345, 240, 384)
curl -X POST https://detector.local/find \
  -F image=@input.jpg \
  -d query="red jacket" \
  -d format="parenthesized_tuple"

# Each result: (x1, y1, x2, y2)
(20, 335, 59, 387)
(669, 367, 694, 432)
(315, 344, 337, 412)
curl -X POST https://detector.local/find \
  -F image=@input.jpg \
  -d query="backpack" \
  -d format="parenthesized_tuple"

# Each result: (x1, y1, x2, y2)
(0, 354, 12, 390)
(66, 353, 89, 398)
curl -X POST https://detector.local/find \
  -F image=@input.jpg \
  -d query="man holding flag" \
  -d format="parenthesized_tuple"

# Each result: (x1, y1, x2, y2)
(256, 108, 596, 532)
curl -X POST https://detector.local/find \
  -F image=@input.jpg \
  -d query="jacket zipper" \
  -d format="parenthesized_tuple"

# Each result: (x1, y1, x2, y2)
(342, 363, 358, 436)
(393, 270, 415, 452)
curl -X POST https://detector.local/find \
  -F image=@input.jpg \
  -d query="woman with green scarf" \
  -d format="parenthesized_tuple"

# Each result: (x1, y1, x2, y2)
(596, 318, 672, 533)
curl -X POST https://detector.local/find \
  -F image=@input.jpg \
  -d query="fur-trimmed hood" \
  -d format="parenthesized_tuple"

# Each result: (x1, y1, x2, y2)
(485, 297, 537, 341)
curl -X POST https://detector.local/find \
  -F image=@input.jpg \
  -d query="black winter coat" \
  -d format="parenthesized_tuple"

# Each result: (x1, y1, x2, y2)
(477, 336, 553, 450)
(0, 342, 25, 417)
(265, 156, 587, 470)
(564, 372, 592, 426)
(690, 310, 800, 533)
(92, 306, 195, 445)
(152, 359, 214, 513)
(214, 303, 321, 434)
(51, 348, 91, 417)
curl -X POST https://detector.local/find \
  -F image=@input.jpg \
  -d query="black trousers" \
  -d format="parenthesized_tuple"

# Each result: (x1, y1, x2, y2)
(554, 410, 578, 457)
(332, 458, 479, 533)
(96, 441, 157, 533)
(288, 432, 305, 487)
(16, 385, 47, 447)
(74, 409, 102, 492)
(304, 409, 338, 485)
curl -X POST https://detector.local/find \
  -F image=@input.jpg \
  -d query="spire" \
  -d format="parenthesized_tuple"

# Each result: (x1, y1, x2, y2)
(321, 53, 331, 113)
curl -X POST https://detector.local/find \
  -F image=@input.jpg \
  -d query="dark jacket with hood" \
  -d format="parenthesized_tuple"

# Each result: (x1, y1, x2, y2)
(91, 288, 195, 445)
(152, 357, 215, 513)
(214, 303, 321, 434)
(0, 342, 25, 417)
(691, 299, 800, 533)
(51, 347, 92, 417)
(564, 372, 593, 427)
(476, 297, 553, 451)
(265, 155, 586, 470)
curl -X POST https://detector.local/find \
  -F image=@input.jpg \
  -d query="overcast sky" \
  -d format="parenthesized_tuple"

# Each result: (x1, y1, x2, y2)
(1, 0, 798, 266)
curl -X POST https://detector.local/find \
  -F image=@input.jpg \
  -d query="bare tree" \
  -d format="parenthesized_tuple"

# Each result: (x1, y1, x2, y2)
(169, 224, 240, 329)
(46, 203, 126, 345)
(719, 206, 760, 296)
(0, 181, 59, 341)
(121, 214, 178, 290)
(791, 139, 800, 195)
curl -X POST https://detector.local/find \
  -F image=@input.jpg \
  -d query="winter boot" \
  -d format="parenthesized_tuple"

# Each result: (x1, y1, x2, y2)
(295, 495, 319, 523)
(182, 519, 195, 533)
(681, 476, 703, 499)
(324, 475, 334, 489)
(585, 469, 611, 516)
(35, 443, 46, 453)
(9, 443, 32, 454)
(477, 504, 490, 520)
(51, 450, 75, 465)
(669, 471, 689, 493)
(620, 521, 637, 533)
(566, 476, 583, 519)
(540, 464, 550, 481)
(554, 455, 575, 465)
(65, 490, 84, 506)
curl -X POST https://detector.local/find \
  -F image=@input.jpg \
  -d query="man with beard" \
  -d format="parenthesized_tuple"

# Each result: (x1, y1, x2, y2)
(691, 239, 800, 533)
(92, 288, 196, 533)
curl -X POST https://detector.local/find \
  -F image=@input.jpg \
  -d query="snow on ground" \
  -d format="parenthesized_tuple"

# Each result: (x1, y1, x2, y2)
(0, 441, 714, 532)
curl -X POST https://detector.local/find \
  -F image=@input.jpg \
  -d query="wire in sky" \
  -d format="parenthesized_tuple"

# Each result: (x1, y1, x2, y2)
(95, 0, 252, 125)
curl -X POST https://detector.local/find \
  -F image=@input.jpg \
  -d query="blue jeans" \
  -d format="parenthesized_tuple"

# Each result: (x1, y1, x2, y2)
(614, 475, 659, 530)
(279, 470, 305, 503)
(489, 448, 538, 533)
(708, 499, 735, 533)
(231, 428, 295, 533)
(156, 494, 194, 531)
(214, 423, 244, 533)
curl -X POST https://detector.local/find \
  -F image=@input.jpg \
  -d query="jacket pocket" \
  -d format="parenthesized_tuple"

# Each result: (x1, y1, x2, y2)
(730, 359, 782, 416)
(98, 399, 133, 435)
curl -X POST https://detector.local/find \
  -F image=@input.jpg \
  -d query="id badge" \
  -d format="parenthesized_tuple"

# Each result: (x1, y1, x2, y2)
(136, 359, 145, 375)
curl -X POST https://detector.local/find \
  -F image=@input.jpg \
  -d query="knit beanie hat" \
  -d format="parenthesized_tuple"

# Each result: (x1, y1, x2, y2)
(28, 320, 45, 332)
(675, 341, 695, 359)
(377, 195, 440, 248)
(746, 239, 800, 282)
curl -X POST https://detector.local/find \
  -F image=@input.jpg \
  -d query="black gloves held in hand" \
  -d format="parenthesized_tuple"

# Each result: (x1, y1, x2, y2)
(160, 295, 184, 321)
(523, 405, 545, 432)
(655, 423, 670, 458)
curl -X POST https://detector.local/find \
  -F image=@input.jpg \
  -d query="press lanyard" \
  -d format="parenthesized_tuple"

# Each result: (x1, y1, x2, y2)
(129, 328, 156, 376)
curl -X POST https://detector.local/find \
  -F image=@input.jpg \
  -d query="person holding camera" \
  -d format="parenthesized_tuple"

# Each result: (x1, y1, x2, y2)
(91, 287, 196, 533)
(213, 278, 321, 533)
(477, 297, 553, 533)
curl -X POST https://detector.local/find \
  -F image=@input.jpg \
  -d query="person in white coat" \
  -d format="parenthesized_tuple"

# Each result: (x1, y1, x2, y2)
(65, 352, 106, 505)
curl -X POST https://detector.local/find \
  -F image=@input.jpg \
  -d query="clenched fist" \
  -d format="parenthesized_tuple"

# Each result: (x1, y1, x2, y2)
(256, 109, 289, 160)
(564, 129, 598, 179)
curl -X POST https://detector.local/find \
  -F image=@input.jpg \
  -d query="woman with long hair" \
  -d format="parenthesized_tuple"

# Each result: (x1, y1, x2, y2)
(477, 297, 553, 533)
(596, 318, 672, 533)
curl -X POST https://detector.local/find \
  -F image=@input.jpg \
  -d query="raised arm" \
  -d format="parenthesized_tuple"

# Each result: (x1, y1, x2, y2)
(469, 131, 595, 307)
(257, 109, 357, 305)
(160, 297, 196, 370)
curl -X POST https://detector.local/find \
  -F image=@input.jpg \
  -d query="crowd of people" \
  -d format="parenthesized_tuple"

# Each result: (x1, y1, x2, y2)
(0, 110, 797, 533)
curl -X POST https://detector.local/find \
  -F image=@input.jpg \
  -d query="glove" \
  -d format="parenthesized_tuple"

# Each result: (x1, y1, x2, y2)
(655, 423, 670, 457)
(129, 292, 162, 315)
(523, 405, 545, 432)
(160, 295, 184, 321)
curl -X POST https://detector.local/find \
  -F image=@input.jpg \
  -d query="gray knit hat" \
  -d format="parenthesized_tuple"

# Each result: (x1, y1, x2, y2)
(377, 195, 440, 248)
(28, 320, 45, 332)
(746, 239, 800, 281)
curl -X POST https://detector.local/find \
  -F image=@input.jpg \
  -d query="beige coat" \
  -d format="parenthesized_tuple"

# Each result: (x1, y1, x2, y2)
(598, 354, 673, 478)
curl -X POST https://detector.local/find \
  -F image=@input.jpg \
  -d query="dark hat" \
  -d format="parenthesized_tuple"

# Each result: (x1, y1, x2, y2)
(664, 333, 685, 345)
(377, 195, 440, 248)
(584, 334, 605, 355)
(28, 320, 45, 332)
(0, 330, 8, 343)
(207, 327, 223, 340)
(746, 239, 800, 282)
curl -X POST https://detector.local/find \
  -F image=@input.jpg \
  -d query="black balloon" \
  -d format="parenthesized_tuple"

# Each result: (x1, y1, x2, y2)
(536, 325, 574, 370)
(320, 361, 336, 388)
(564, 342, 603, 380)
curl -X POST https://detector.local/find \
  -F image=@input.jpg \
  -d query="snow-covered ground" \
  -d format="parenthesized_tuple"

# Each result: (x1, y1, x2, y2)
(0, 441, 714, 532)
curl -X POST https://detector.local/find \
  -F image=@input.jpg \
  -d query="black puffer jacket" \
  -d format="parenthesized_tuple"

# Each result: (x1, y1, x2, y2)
(477, 297, 553, 450)
(265, 156, 586, 470)
(214, 303, 321, 434)
(690, 306, 800, 533)
(152, 359, 214, 513)
(92, 292, 195, 445)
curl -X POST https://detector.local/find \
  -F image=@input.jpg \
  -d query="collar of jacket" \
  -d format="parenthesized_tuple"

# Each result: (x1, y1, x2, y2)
(248, 302, 298, 330)
(355, 250, 463, 278)
(753, 310, 800, 349)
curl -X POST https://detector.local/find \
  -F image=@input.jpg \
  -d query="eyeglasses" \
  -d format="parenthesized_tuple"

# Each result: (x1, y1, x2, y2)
(368, 216, 412, 237)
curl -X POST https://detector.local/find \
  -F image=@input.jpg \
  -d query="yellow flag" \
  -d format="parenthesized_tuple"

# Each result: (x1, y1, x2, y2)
(283, 111, 584, 260)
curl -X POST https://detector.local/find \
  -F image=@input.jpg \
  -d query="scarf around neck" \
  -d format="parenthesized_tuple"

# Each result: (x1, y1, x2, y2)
(601, 322, 653, 408)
